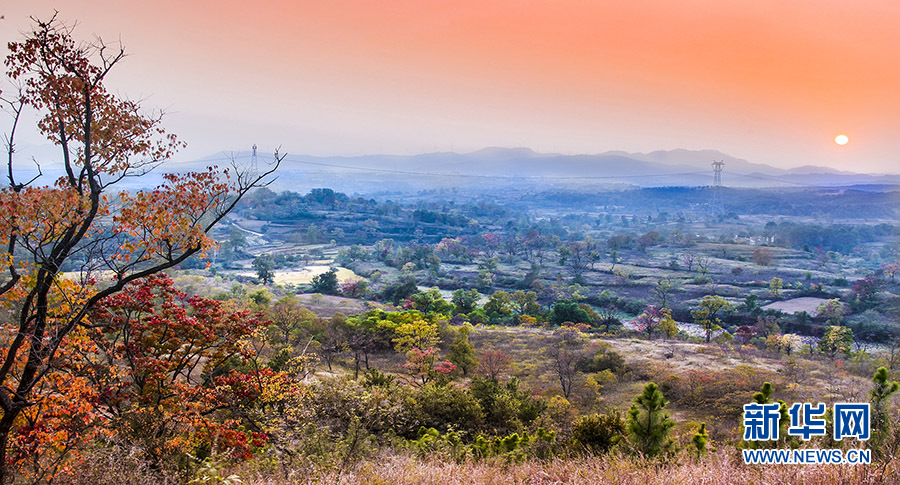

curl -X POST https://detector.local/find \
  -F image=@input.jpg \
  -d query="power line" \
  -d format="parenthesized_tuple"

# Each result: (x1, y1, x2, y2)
(168, 152, 824, 187)
(166, 153, 253, 165)
(275, 155, 710, 181)
(724, 171, 822, 187)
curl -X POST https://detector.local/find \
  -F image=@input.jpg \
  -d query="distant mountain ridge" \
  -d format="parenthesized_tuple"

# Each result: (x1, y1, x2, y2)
(12, 143, 899, 190)
(197, 147, 898, 189)
(605, 148, 781, 175)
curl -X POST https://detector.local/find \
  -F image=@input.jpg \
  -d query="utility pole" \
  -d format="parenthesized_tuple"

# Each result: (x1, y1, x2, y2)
(710, 160, 725, 217)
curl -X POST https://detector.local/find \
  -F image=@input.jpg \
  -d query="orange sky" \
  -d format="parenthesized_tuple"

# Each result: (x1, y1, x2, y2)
(3, 0, 900, 172)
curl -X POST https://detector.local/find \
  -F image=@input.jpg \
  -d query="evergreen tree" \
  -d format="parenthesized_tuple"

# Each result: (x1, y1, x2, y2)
(252, 253, 276, 284)
(447, 326, 478, 376)
(742, 382, 789, 449)
(410, 287, 453, 314)
(626, 382, 675, 457)
(870, 366, 899, 453)
(311, 268, 339, 294)
(691, 423, 709, 457)
(550, 299, 593, 325)
(451, 288, 481, 314)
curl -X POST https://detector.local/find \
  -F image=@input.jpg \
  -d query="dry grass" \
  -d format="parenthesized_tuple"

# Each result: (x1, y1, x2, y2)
(236, 448, 899, 485)
(762, 297, 830, 316)
(602, 338, 783, 374)
(465, 325, 872, 440)
(230, 265, 363, 285)
(294, 293, 372, 317)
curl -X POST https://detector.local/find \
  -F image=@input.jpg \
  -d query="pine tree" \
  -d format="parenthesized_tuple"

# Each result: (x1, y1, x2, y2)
(870, 366, 899, 453)
(691, 423, 709, 457)
(626, 382, 675, 457)
(742, 381, 789, 449)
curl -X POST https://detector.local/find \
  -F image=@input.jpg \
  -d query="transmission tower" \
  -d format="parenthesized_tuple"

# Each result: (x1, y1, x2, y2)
(251, 144, 258, 175)
(710, 160, 725, 217)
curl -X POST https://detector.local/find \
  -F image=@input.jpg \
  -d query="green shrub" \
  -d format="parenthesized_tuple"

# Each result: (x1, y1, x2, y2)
(577, 348, 626, 376)
(408, 383, 484, 436)
(361, 368, 396, 388)
(406, 426, 466, 460)
(306, 377, 414, 437)
(571, 411, 625, 454)
(470, 428, 556, 462)
(470, 377, 545, 435)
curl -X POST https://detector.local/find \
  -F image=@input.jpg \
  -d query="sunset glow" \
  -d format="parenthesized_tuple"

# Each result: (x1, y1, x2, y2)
(3, 0, 900, 173)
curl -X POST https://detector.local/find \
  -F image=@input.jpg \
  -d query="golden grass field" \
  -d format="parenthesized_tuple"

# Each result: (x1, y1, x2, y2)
(232, 265, 363, 286)
(234, 449, 898, 485)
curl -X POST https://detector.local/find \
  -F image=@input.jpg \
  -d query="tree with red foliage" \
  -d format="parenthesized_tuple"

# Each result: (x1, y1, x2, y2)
(83, 275, 269, 465)
(752, 248, 774, 266)
(481, 233, 502, 259)
(851, 276, 882, 308)
(476, 349, 512, 381)
(634, 305, 666, 340)
(0, 16, 279, 482)
(402, 347, 456, 386)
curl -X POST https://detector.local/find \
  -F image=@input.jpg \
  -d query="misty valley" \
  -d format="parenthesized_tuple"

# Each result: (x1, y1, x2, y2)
(2, 9, 899, 485)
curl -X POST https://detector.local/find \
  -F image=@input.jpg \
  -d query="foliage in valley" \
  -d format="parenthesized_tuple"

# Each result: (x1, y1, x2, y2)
(1, 14, 899, 485)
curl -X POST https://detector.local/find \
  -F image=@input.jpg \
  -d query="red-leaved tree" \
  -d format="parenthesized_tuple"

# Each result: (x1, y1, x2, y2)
(0, 16, 280, 482)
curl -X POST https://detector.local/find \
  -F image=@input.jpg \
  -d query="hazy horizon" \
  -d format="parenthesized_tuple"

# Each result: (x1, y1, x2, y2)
(4, 1, 900, 173)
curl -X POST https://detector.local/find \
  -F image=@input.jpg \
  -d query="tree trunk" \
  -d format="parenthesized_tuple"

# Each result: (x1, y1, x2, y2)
(0, 409, 20, 484)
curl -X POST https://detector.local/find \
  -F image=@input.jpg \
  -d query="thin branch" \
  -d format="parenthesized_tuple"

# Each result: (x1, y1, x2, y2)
(1, 91, 26, 190)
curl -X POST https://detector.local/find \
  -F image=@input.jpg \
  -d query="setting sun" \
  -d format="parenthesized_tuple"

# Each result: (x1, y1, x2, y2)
(835, 134, 849, 145)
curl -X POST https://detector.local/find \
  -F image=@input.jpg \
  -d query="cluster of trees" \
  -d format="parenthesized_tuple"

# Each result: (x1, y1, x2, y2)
(224, 294, 900, 472)
(765, 221, 896, 254)
(267, 287, 708, 460)
(241, 187, 365, 223)
(530, 186, 899, 221)
(323, 216, 895, 325)
(258, 252, 897, 354)
(236, 182, 898, 356)
(258, 230, 899, 363)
